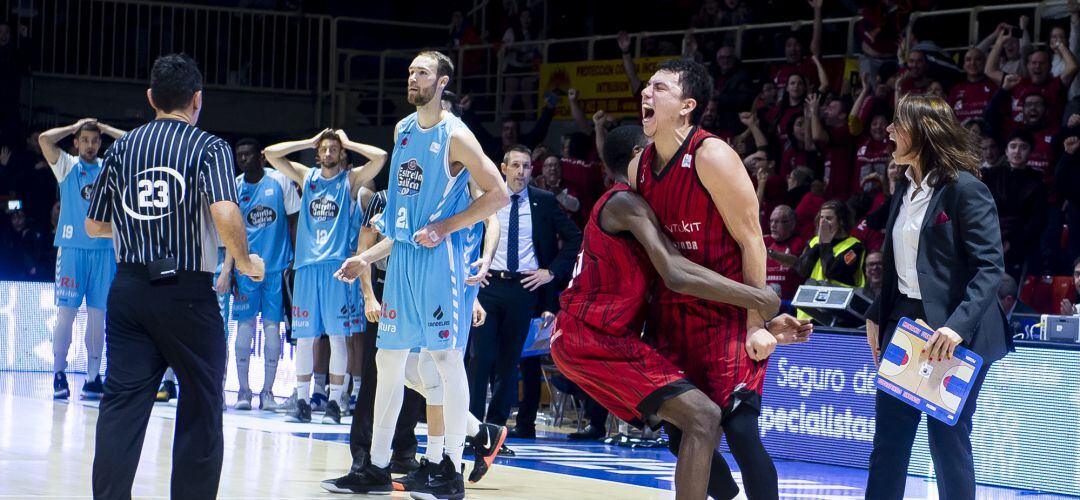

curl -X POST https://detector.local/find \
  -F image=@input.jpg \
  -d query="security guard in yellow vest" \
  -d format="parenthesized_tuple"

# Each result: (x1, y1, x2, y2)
(794, 201, 866, 319)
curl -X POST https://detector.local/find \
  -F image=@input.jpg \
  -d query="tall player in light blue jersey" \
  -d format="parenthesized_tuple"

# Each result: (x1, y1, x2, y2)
(216, 138, 300, 411)
(321, 50, 509, 499)
(264, 129, 386, 424)
(38, 118, 125, 400)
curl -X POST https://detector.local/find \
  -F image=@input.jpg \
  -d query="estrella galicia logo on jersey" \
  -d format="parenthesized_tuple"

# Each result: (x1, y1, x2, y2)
(120, 166, 187, 221)
(246, 205, 277, 228)
(428, 305, 450, 328)
(309, 196, 340, 222)
(397, 159, 424, 196)
(80, 184, 94, 201)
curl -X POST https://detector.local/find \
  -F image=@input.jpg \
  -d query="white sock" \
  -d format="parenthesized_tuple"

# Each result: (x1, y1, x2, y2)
(371, 349, 409, 468)
(262, 320, 281, 391)
(85, 308, 105, 379)
(426, 435, 445, 463)
(313, 372, 328, 395)
(430, 349, 469, 470)
(52, 306, 77, 374)
(163, 367, 176, 383)
(329, 383, 345, 406)
(295, 338, 314, 402)
(467, 412, 482, 437)
(297, 381, 311, 403)
(352, 375, 362, 397)
(235, 319, 255, 392)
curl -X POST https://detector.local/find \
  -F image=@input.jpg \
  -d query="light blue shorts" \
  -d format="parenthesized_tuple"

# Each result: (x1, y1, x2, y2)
(54, 247, 116, 310)
(292, 260, 353, 338)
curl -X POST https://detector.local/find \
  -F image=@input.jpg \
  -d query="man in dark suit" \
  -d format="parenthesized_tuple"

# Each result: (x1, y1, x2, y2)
(466, 145, 582, 433)
(866, 108, 1013, 500)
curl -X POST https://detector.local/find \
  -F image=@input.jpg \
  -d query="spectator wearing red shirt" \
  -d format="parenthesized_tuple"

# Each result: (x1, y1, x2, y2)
(749, 151, 786, 227)
(853, 113, 893, 195)
(766, 73, 808, 148)
(949, 48, 997, 122)
(895, 50, 934, 98)
(986, 77, 1060, 174)
(810, 94, 855, 200)
(987, 44, 1078, 127)
(857, 0, 904, 85)
(781, 113, 823, 180)
(763, 205, 806, 302)
(559, 132, 604, 228)
(769, 0, 822, 91)
(794, 177, 826, 241)
(537, 154, 583, 220)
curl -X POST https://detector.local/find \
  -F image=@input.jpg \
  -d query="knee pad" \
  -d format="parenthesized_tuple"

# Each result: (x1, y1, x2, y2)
(295, 338, 315, 376)
(328, 335, 348, 376)
(418, 352, 444, 405)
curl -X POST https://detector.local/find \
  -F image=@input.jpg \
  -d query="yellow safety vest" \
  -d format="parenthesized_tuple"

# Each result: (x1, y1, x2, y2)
(797, 235, 865, 320)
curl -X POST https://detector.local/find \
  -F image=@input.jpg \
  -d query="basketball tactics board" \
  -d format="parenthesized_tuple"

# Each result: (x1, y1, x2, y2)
(875, 317, 984, 425)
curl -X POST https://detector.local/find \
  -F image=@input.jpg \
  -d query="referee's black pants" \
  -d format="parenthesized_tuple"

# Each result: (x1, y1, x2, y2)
(866, 296, 990, 500)
(92, 265, 226, 500)
(348, 275, 424, 469)
(466, 275, 539, 425)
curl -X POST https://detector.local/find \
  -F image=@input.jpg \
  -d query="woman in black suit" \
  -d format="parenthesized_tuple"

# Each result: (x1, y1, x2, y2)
(864, 95, 1013, 500)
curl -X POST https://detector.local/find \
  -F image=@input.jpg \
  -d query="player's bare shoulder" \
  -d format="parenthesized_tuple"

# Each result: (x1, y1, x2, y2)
(627, 150, 644, 190)
(694, 136, 743, 175)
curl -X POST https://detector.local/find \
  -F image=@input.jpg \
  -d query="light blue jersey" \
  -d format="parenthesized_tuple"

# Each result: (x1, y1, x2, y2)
(376, 112, 476, 351)
(51, 152, 112, 250)
(294, 167, 354, 269)
(236, 169, 300, 272)
(372, 112, 471, 245)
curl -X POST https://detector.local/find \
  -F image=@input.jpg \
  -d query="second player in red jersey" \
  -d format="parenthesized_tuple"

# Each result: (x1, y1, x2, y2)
(553, 125, 807, 499)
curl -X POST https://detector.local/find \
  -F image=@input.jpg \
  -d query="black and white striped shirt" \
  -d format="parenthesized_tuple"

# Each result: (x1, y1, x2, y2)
(362, 189, 387, 229)
(87, 119, 238, 273)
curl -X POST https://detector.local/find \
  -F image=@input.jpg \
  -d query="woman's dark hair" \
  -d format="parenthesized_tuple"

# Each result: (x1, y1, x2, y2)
(893, 94, 980, 187)
(819, 199, 853, 234)
(150, 54, 203, 112)
(786, 112, 805, 147)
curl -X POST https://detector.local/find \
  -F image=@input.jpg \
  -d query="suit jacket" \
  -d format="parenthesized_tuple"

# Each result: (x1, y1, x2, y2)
(867, 170, 1014, 363)
(498, 186, 582, 315)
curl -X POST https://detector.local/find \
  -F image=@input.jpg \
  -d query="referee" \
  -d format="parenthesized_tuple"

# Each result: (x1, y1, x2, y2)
(86, 54, 264, 500)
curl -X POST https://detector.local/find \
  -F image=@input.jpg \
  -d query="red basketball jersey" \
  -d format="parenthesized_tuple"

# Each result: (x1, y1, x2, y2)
(559, 183, 655, 338)
(636, 127, 744, 310)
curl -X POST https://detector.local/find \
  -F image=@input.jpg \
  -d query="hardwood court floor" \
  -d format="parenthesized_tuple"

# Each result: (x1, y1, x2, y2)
(0, 372, 669, 499)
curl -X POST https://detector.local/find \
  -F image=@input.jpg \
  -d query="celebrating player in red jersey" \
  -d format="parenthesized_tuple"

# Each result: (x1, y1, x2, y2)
(553, 125, 810, 499)
(630, 58, 783, 499)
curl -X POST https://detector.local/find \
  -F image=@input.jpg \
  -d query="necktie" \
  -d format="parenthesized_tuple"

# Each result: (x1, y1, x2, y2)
(507, 194, 520, 273)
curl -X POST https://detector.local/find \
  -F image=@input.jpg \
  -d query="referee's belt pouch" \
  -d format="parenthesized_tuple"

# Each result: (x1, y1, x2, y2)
(147, 257, 179, 283)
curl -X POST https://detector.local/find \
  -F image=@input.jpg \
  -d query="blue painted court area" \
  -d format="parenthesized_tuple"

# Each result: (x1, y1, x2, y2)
(306, 431, 1076, 499)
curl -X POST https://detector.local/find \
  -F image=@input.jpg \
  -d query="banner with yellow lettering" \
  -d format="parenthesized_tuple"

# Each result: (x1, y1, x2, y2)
(538, 57, 668, 120)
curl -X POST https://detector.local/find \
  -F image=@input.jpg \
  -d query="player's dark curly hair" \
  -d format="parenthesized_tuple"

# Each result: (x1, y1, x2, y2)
(656, 58, 714, 125)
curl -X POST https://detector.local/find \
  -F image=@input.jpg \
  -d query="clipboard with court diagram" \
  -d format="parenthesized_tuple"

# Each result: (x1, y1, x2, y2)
(875, 317, 984, 425)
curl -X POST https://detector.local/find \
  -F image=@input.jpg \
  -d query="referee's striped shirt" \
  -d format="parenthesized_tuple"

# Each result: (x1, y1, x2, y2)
(362, 189, 387, 229)
(87, 119, 238, 273)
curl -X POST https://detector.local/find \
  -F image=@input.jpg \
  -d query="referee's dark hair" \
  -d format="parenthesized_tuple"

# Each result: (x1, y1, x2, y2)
(150, 54, 203, 112)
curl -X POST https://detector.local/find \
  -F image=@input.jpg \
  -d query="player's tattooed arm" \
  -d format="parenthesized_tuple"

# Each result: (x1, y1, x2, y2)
(263, 130, 325, 185)
(601, 190, 780, 318)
